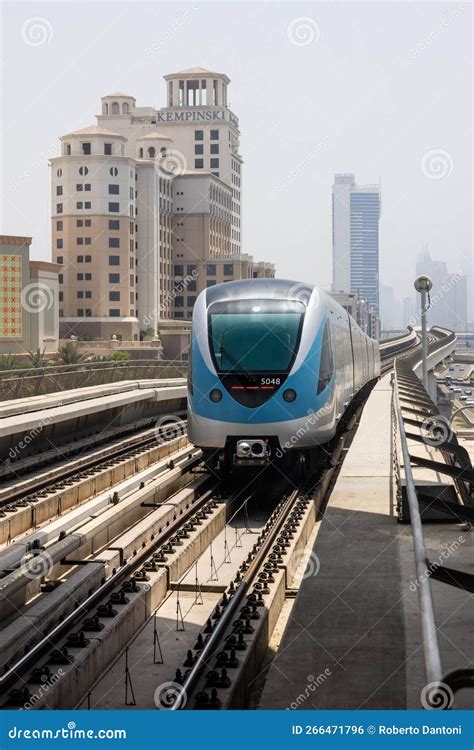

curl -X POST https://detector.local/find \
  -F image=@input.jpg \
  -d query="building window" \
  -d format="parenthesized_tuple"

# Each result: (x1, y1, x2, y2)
(59, 292, 63, 301)
(187, 281, 197, 292)
(194, 144, 204, 155)
(56, 256, 63, 264)
(109, 273, 120, 283)
(109, 309, 121, 317)
(210, 129, 219, 140)
(77, 273, 83, 280)
(56, 185, 63, 196)
(85, 255, 91, 262)
(195, 130, 204, 141)
(109, 291, 120, 301)
(76, 219, 83, 227)
(84, 237, 91, 245)
(210, 158, 219, 169)
(206, 264, 216, 276)
(187, 296, 197, 307)
(85, 273, 92, 280)
(109, 184, 119, 194)
(109, 237, 120, 248)
(104, 143, 112, 155)
(84, 184, 91, 191)
(224, 263, 233, 276)
(56, 220, 63, 231)
(66, 145, 71, 155)
(84, 201, 91, 209)
(109, 202, 120, 212)
(56, 203, 63, 213)
(76, 184, 83, 191)
(206, 280, 216, 287)
(109, 219, 120, 230)
(76, 202, 83, 209)
(77, 255, 84, 262)
(174, 264, 183, 276)
(57, 168, 62, 177)
(187, 264, 197, 275)
(195, 159, 204, 169)
(58, 274, 63, 283)
(210, 143, 219, 154)
(85, 219, 91, 227)
(56, 238, 63, 249)
(77, 291, 84, 299)
(77, 237, 84, 245)
(82, 143, 91, 155)
(85, 309, 92, 317)
(85, 291, 92, 299)
(77, 309, 84, 317)
(175, 296, 184, 307)
(109, 256, 120, 265)
(109, 166, 118, 176)
(79, 166, 88, 176)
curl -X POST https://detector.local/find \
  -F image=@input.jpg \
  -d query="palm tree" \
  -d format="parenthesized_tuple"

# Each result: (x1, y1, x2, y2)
(27, 348, 47, 368)
(55, 342, 85, 365)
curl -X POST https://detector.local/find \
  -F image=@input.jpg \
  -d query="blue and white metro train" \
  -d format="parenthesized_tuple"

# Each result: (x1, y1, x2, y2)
(187, 279, 380, 472)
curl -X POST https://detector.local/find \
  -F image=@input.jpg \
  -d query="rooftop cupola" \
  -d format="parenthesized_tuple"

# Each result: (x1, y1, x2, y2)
(163, 68, 230, 108)
(101, 92, 136, 115)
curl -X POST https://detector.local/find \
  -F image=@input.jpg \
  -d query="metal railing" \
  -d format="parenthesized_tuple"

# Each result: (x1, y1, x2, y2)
(0, 360, 188, 401)
(391, 355, 474, 706)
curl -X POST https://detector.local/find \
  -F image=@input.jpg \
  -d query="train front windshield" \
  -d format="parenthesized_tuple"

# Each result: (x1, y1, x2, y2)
(209, 299, 305, 373)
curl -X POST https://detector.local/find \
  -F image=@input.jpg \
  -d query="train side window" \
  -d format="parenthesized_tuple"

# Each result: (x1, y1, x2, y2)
(317, 321, 334, 394)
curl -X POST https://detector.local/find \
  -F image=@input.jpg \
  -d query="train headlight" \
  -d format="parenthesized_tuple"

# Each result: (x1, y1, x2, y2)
(283, 388, 297, 402)
(210, 388, 223, 403)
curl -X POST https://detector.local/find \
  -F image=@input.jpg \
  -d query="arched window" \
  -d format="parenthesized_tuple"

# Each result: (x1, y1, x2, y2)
(148, 147, 156, 158)
(139, 148, 143, 158)
(160, 147, 166, 156)
(122, 102, 129, 114)
(111, 102, 120, 114)
(104, 103, 109, 114)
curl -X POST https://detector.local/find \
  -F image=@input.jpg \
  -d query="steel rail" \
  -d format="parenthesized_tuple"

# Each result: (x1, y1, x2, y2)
(0, 474, 216, 696)
(392, 364, 443, 685)
(171, 485, 302, 710)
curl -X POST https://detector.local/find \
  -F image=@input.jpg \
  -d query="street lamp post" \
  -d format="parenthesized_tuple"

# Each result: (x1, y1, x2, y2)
(414, 275, 433, 391)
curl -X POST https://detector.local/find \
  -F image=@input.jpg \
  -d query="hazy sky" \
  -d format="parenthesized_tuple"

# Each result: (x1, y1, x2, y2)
(1, 1, 472, 304)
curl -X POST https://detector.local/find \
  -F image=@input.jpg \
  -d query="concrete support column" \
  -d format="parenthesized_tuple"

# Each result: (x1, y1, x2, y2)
(427, 370, 438, 404)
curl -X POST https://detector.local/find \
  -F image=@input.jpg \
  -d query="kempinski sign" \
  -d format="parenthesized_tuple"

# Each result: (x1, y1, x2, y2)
(155, 109, 239, 129)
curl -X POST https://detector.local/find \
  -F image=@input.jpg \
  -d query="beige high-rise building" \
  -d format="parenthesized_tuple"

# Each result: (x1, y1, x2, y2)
(51, 68, 273, 342)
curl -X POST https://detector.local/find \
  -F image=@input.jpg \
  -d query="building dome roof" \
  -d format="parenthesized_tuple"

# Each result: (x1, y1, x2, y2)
(61, 125, 125, 139)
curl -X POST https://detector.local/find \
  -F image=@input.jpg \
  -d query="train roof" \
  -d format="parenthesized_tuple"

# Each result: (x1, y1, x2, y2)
(205, 278, 320, 307)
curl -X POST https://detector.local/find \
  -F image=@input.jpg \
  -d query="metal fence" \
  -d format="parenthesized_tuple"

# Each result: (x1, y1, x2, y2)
(0, 360, 188, 401)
